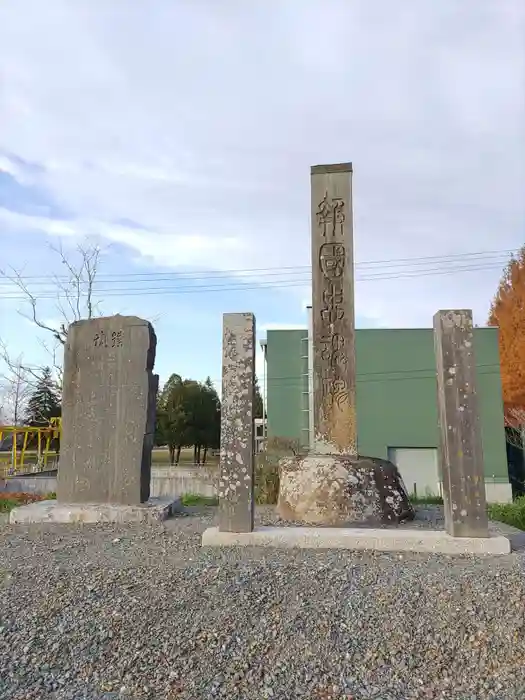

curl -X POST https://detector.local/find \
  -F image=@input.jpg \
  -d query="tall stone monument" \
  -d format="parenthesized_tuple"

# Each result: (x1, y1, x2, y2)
(311, 163, 357, 455)
(433, 309, 489, 538)
(9, 315, 178, 524)
(58, 315, 158, 505)
(218, 313, 255, 533)
(277, 164, 413, 526)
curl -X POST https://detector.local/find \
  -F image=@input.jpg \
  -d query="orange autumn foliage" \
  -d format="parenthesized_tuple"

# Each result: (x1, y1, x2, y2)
(488, 246, 525, 414)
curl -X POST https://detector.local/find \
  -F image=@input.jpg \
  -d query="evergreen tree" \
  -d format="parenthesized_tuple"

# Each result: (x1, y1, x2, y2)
(155, 374, 188, 464)
(254, 376, 265, 419)
(154, 374, 221, 465)
(24, 367, 61, 426)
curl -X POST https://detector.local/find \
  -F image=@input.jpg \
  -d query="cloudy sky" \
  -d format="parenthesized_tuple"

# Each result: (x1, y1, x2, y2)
(0, 0, 523, 390)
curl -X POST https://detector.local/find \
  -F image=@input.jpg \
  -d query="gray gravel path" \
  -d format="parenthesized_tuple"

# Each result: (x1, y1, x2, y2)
(1, 506, 524, 700)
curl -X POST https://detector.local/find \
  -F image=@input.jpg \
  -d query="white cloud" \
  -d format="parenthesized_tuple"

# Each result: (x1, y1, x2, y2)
(0, 208, 246, 271)
(0, 0, 523, 329)
(0, 154, 26, 182)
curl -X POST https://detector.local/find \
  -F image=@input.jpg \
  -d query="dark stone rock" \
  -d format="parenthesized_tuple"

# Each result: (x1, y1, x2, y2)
(277, 453, 414, 527)
(364, 456, 415, 524)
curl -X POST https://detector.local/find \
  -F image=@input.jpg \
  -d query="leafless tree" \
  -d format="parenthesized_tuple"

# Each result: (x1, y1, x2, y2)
(0, 239, 102, 387)
(2, 240, 101, 343)
(0, 354, 33, 425)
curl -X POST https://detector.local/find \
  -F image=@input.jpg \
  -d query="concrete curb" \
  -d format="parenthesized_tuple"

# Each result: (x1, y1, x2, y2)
(201, 525, 512, 555)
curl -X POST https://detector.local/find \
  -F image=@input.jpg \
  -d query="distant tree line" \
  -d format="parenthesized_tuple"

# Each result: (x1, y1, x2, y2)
(0, 366, 61, 450)
(1, 362, 265, 461)
(155, 373, 264, 465)
(155, 374, 220, 465)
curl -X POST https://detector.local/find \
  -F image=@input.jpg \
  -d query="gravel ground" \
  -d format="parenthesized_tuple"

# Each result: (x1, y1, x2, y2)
(1, 506, 525, 700)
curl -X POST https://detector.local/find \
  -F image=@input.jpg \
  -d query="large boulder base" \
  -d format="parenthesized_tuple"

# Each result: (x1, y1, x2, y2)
(277, 454, 414, 526)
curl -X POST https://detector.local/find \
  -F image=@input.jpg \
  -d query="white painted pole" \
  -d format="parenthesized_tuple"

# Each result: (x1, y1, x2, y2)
(307, 305, 314, 451)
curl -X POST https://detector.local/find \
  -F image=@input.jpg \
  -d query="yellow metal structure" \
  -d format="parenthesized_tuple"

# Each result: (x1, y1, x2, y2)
(0, 417, 61, 477)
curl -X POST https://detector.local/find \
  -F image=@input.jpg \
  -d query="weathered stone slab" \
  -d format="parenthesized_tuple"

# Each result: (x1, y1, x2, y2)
(9, 497, 181, 525)
(218, 313, 255, 533)
(311, 163, 357, 455)
(277, 454, 414, 526)
(433, 309, 489, 538)
(57, 315, 158, 506)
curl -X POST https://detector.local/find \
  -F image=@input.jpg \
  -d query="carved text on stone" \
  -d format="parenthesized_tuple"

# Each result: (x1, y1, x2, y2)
(319, 243, 345, 279)
(321, 282, 344, 324)
(93, 330, 124, 348)
(321, 369, 348, 408)
(318, 240, 349, 406)
(316, 193, 345, 239)
(320, 334, 347, 366)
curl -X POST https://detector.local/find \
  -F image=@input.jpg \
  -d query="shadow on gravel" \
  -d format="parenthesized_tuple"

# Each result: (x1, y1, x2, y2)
(506, 531, 525, 552)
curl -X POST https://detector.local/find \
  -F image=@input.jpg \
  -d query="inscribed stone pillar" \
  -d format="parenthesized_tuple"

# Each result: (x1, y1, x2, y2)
(218, 312, 255, 532)
(433, 309, 489, 538)
(57, 315, 158, 505)
(311, 163, 357, 455)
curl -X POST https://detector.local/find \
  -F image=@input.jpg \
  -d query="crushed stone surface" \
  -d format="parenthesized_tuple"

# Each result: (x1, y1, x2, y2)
(0, 505, 524, 700)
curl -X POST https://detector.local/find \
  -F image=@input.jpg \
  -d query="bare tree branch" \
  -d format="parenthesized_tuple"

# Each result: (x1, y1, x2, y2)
(0, 353, 33, 425)
(0, 341, 44, 389)
(47, 240, 101, 334)
(36, 338, 64, 389)
(1, 266, 66, 344)
(0, 239, 104, 389)
(0, 238, 103, 347)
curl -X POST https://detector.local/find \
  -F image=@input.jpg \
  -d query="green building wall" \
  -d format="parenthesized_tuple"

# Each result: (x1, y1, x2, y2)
(266, 329, 309, 449)
(265, 327, 508, 481)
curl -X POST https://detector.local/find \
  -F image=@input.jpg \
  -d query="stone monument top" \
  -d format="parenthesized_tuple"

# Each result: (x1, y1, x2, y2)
(311, 162, 353, 174)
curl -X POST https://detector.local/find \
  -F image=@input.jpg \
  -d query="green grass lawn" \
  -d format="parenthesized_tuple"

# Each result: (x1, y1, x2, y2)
(151, 447, 219, 466)
(487, 498, 525, 531)
(181, 493, 219, 507)
(411, 493, 525, 531)
(0, 492, 56, 513)
(409, 494, 444, 505)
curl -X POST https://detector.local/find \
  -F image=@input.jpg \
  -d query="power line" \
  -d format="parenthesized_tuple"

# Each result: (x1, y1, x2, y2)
(207, 363, 502, 388)
(260, 370, 500, 388)
(0, 261, 510, 301)
(0, 248, 515, 285)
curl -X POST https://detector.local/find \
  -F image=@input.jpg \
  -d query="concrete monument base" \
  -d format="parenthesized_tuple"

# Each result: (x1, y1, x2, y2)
(9, 497, 182, 525)
(201, 526, 511, 555)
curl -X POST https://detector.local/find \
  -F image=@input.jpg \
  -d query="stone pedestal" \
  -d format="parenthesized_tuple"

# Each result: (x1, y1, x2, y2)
(218, 313, 255, 533)
(9, 497, 181, 525)
(433, 309, 489, 538)
(202, 526, 511, 555)
(57, 315, 158, 506)
(278, 454, 413, 526)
